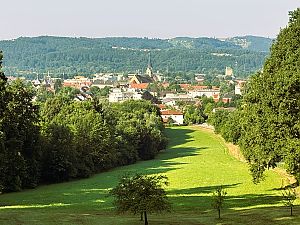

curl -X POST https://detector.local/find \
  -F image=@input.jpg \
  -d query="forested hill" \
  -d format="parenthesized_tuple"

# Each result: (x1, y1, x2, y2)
(0, 36, 273, 79)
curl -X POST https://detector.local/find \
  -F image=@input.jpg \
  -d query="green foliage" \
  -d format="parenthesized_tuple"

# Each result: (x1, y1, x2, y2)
(209, 110, 230, 134)
(110, 174, 171, 225)
(0, 79, 40, 192)
(90, 86, 111, 98)
(36, 86, 54, 102)
(38, 99, 167, 183)
(0, 127, 292, 224)
(282, 187, 297, 216)
(184, 105, 206, 125)
(0, 36, 270, 79)
(212, 186, 227, 219)
(0, 57, 166, 191)
(112, 100, 167, 160)
(236, 8, 300, 183)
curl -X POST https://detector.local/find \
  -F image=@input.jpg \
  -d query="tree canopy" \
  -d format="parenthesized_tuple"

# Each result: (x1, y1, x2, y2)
(234, 8, 300, 183)
(0, 36, 271, 79)
(0, 65, 168, 192)
(110, 174, 171, 225)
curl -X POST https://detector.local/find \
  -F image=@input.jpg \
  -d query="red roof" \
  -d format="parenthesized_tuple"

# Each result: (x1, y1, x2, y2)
(158, 104, 166, 109)
(161, 110, 183, 115)
(222, 98, 232, 103)
(192, 85, 208, 90)
(179, 84, 190, 90)
(130, 83, 149, 89)
(162, 82, 170, 88)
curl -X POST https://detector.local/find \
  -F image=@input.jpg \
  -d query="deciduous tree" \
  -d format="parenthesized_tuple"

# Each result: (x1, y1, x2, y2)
(110, 174, 171, 225)
(212, 186, 227, 219)
(238, 8, 300, 183)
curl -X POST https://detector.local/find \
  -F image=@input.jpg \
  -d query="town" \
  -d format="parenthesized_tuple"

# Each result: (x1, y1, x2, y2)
(6, 55, 246, 125)
(1, 2, 299, 225)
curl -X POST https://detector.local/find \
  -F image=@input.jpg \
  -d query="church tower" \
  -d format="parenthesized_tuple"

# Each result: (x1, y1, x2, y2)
(146, 52, 153, 77)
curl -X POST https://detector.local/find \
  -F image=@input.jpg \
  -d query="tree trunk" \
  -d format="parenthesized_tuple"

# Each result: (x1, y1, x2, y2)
(141, 212, 143, 221)
(291, 206, 293, 216)
(218, 209, 221, 219)
(144, 211, 148, 225)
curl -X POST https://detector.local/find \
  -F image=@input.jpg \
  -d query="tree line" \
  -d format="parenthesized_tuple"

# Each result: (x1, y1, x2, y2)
(0, 60, 167, 192)
(0, 36, 270, 79)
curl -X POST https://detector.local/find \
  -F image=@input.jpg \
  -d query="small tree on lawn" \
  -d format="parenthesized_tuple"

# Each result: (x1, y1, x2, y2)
(212, 186, 227, 219)
(282, 187, 297, 216)
(110, 174, 171, 225)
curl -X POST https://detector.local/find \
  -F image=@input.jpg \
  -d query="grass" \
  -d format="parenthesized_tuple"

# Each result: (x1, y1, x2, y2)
(0, 126, 299, 224)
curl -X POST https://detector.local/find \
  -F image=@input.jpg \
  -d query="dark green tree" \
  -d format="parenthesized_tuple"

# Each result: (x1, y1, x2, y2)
(238, 8, 300, 183)
(110, 174, 171, 225)
(212, 186, 227, 219)
(0, 79, 40, 192)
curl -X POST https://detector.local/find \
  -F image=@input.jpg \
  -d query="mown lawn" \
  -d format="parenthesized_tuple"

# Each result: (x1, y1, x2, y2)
(0, 126, 299, 224)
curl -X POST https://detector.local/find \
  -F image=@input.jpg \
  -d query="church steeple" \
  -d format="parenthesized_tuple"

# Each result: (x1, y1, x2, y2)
(146, 52, 153, 77)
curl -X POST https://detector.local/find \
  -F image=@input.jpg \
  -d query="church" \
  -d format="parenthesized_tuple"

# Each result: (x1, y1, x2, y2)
(129, 53, 163, 85)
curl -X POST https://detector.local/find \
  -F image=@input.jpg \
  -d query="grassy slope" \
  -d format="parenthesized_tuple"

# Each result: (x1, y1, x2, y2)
(0, 126, 299, 225)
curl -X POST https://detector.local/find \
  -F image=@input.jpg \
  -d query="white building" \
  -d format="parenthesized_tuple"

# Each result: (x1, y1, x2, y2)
(235, 80, 247, 95)
(160, 110, 184, 125)
(188, 89, 220, 98)
(108, 88, 143, 103)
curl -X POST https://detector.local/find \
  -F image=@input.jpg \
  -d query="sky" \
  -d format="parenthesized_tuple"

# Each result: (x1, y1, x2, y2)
(0, 0, 299, 40)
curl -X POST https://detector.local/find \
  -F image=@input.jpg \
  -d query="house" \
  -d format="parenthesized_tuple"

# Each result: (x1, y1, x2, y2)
(235, 80, 247, 95)
(194, 73, 206, 83)
(212, 94, 220, 102)
(108, 88, 143, 103)
(91, 80, 115, 89)
(160, 110, 184, 125)
(162, 98, 176, 107)
(129, 74, 154, 84)
(188, 88, 220, 98)
(222, 97, 232, 103)
(157, 104, 167, 110)
(64, 76, 92, 89)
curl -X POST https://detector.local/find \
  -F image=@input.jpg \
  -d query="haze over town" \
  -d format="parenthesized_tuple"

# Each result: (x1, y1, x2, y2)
(0, 0, 299, 40)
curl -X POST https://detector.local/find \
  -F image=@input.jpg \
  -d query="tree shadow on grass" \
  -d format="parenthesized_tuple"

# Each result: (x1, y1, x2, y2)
(167, 184, 283, 211)
(164, 127, 196, 148)
(110, 145, 208, 186)
(0, 127, 209, 211)
(168, 183, 241, 195)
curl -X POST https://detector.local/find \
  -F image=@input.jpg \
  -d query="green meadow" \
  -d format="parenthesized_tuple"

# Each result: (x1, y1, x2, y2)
(0, 126, 299, 224)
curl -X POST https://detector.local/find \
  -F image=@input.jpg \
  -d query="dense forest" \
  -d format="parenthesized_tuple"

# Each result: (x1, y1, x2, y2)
(0, 36, 272, 79)
(0, 55, 167, 192)
(210, 9, 300, 184)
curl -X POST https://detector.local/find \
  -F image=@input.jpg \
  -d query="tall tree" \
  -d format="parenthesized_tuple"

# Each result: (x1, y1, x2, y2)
(238, 8, 300, 183)
(1, 80, 40, 191)
(0, 51, 7, 117)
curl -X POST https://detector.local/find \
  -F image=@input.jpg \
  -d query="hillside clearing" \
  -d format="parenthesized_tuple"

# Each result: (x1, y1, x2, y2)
(0, 126, 299, 224)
